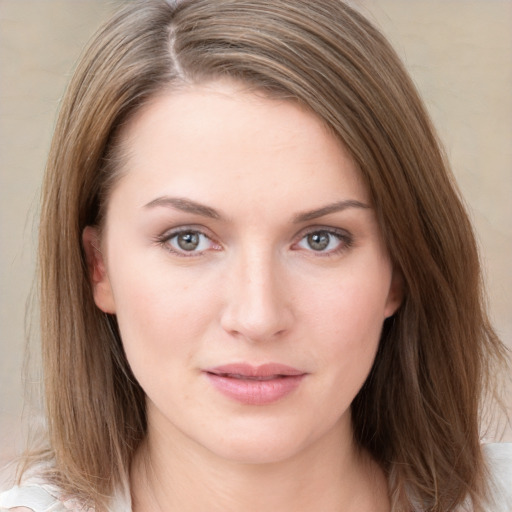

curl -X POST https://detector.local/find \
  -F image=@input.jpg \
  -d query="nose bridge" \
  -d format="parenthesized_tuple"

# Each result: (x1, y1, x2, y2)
(221, 243, 291, 341)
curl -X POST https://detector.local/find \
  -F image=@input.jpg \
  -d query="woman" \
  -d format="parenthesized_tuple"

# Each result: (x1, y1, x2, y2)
(1, 0, 510, 511)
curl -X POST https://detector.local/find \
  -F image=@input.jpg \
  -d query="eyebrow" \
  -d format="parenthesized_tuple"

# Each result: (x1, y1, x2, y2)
(143, 196, 369, 223)
(293, 200, 370, 223)
(143, 196, 221, 219)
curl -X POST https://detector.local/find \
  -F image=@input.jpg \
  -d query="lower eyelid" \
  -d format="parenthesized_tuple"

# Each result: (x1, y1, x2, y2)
(156, 227, 352, 256)
(155, 228, 219, 255)
(294, 230, 354, 254)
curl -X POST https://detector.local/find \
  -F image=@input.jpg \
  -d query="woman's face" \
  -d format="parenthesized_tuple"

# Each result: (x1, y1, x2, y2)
(85, 80, 402, 464)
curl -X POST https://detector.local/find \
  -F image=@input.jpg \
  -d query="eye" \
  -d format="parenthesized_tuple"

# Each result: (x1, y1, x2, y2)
(159, 229, 220, 256)
(295, 229, 352, 254)
(174, 231, 202, 251)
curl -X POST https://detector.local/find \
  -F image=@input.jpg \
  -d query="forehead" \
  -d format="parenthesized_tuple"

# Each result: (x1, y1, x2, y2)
(109, 80, 369, 215)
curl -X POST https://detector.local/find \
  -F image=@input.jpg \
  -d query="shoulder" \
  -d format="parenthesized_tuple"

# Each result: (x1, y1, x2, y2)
(0, 479, 130, 512)
(482, 442, 512, 511)
(0, 484, 70, 512)
(0, 476, 96, 512)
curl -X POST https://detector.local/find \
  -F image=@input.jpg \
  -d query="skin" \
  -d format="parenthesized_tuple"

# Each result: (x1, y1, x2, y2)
(84, 80, 401, 511)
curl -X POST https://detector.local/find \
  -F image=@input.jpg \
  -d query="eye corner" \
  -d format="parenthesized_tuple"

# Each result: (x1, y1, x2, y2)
(292, 227, 354, 256)
(155, 226, 222, 258)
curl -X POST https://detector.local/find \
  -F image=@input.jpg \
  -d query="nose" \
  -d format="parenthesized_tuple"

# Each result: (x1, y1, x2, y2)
(220, 248, 294, 343)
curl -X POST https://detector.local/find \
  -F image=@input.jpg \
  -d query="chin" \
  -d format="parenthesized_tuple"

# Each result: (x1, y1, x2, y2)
(213, 438, 307, 465)
(197, 418, 330, 466)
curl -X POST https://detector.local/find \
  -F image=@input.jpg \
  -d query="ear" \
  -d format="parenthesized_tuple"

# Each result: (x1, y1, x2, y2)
(82, 226, 116, 314)
(384, 268, 404, 319)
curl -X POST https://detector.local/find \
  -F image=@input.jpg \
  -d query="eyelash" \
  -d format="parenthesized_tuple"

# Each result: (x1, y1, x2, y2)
(155, 226, 221, 258)
(155, 226, 354, 258)
(292, 227, 354, 257)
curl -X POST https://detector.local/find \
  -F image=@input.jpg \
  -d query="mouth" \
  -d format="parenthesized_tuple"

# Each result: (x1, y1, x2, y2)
(209, 373, 290, 381)
(203, 363, 307, 405)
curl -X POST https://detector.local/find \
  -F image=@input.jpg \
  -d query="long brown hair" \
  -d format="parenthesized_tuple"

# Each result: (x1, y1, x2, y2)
(29, 0, 507, 510)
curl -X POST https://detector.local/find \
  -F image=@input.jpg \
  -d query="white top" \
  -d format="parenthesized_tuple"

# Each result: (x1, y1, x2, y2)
(1, 443, 511, 511)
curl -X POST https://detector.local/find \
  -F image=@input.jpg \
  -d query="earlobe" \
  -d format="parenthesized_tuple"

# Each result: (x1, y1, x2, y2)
(82, 226, 116, 314)
(384, 269, 404, 319)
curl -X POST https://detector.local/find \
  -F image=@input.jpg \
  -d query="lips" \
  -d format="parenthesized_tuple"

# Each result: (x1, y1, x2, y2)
(203, 363, 307, 405)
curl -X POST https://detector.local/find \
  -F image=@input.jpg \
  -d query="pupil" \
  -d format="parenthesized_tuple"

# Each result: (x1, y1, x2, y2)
(308, 232, 329, 251)
(177, 232, 199, 251)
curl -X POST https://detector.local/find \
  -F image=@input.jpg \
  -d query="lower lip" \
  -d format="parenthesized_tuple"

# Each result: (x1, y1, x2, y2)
(205, 373, 305, 405)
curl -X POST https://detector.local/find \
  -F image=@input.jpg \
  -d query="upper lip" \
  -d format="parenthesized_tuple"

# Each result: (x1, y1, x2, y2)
(204, 363, 306, 378)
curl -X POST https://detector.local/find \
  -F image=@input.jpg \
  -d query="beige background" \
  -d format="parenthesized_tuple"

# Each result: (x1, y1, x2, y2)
(1, 0, 511, 484)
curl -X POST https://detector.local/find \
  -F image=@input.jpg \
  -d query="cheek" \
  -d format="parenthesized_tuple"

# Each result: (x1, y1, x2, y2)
(300, 261, 390, 379)
(306, 265, 390, 336)
(109, 270, 219, 402)
(107, 254, 220, 364)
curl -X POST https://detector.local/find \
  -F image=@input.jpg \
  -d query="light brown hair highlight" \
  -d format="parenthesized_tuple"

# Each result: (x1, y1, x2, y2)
(27, 1, 508, 510)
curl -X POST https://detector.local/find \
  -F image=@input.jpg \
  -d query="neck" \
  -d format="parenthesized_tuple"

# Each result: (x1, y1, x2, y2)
(130, 413, 390, 512)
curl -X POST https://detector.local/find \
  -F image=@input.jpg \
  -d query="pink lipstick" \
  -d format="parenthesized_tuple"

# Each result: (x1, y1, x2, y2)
(204, 363, 306, 405)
